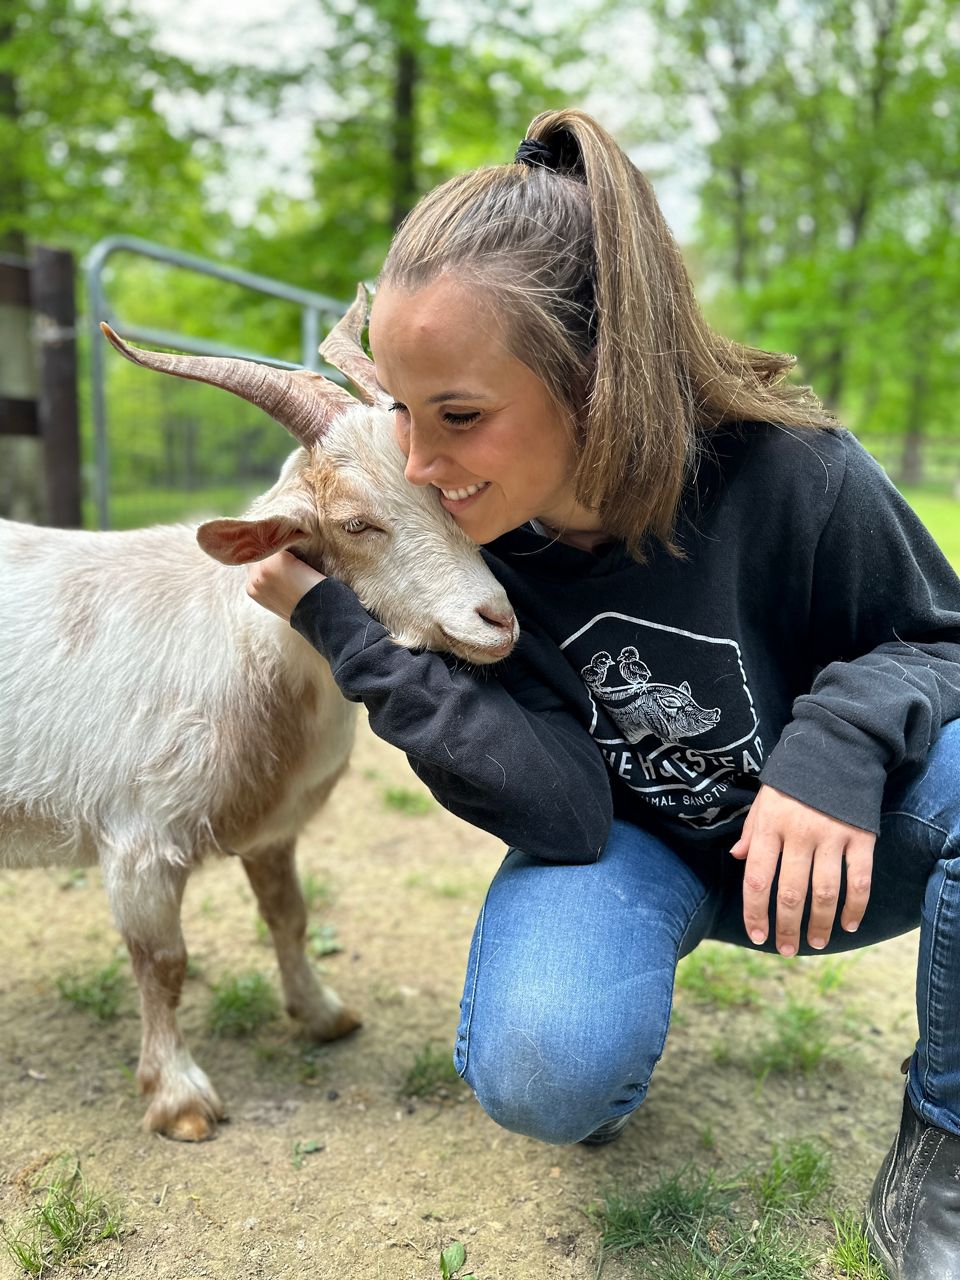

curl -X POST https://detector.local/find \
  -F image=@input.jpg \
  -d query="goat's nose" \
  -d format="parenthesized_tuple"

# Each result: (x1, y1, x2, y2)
(477, 605, 516, 635)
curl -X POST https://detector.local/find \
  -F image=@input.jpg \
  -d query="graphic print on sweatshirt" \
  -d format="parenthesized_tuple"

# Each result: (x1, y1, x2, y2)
(561, 613, 763, 831)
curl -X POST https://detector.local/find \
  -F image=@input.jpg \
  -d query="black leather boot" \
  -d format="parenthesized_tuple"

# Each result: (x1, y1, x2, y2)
(865, 1090, 960, 1279)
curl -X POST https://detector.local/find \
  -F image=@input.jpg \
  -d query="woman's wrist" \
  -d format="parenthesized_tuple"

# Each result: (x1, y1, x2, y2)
(246, 551, 326, 622)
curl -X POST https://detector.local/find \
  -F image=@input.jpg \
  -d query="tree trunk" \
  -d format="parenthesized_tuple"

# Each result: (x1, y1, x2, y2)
(0, 12, 44, 522)
(899, 366, 928, 489)
(390, 40, 418, 230)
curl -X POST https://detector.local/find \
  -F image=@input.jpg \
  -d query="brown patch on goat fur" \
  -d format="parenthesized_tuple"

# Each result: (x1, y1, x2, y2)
(207, 667, 346, 852)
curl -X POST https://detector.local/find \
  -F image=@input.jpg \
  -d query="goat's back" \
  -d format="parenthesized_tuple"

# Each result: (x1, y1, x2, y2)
(0, 519, 354, 868)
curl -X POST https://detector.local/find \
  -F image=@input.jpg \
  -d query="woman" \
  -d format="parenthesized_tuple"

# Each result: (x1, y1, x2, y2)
(247, 109, 960, 1279)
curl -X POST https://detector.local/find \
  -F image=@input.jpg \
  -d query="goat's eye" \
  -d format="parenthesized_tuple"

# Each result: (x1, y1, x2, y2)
(342, 518, 371, 534)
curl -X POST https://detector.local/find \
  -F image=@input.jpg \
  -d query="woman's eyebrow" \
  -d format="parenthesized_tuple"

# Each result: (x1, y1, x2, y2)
(425, 389, 490, 404)
(374, 382, 490, 403)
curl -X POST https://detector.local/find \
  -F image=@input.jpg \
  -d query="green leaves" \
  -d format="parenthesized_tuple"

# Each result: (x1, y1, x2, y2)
(439, 1240, 476, 1280)
(637, 0, 960, 446)
(439, 1242, 466, 1276)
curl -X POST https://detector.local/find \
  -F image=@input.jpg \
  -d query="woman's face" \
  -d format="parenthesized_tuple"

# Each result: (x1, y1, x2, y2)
(368, 277, 602, 546)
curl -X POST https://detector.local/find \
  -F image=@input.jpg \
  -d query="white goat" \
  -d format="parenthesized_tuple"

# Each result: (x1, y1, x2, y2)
(0, 289, 517, 1141)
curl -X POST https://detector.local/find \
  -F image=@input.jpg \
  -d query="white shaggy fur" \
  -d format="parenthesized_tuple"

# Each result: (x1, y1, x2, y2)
(0, 404, 516, 1141)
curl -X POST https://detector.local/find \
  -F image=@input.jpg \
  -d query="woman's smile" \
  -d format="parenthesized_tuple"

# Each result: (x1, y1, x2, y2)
(368, 276, 604, 546)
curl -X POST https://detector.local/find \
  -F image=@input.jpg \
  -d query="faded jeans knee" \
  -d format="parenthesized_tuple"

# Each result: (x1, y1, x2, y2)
(454, 826, 718, 1145)
(460, 977, 672, 1145)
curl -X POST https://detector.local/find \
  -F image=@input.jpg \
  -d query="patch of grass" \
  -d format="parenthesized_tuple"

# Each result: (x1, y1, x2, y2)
(675, 943, 767, 1008)
(254, 914, 270, 945)
(2, 1156, 123, 1276)
(383, 786, 433, 815)
(594, 1167, 735, 1255)
(207, 971, 279, 1037)
(56, 958, 127, 1021)
(831, 1211, 887, 1278)
(750, 996, 837, 1078)
(300, 871, 332, 914)
(401, 1042, 463, 1101)
(811, 955, 852, 995)
(746, 1140, 832, 1213)
(592, 1143, 834, 1278)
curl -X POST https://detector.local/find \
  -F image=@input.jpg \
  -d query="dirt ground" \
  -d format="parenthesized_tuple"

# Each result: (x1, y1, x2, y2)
(0, 715, 919, 1279)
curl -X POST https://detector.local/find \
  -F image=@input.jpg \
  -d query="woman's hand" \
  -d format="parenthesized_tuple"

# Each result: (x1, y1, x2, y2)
(730, 784, 876, 956)
(245, 551, 326, 623)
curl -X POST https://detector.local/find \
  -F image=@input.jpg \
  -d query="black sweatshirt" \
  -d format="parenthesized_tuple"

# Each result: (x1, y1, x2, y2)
(291, 425, 960, 864)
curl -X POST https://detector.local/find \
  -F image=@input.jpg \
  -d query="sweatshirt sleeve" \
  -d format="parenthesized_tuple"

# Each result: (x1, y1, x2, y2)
(290, 577, 612, 863)
(760, 440, 960, 833)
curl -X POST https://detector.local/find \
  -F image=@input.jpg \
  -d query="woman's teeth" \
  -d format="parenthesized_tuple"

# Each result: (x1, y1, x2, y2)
(440, 482, 488, 500)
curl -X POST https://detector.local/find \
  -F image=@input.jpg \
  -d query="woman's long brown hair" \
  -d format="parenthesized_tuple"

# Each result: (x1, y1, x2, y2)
(380, 108, 834, 558)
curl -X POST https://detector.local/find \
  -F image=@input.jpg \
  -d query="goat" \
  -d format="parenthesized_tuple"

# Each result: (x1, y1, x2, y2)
(0, 287, 517, 1141)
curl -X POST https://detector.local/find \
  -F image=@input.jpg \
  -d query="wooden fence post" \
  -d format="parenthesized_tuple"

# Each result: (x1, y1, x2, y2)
(0, 255, 37, 434)
(31, 246, 80, 527)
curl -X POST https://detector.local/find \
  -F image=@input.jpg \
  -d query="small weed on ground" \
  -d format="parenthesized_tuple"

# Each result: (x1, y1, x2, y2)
(383, 786, 433, 815)
(591, 1139, 859, 1278)
(290, 1138, 324, 1169)
(2, 1155, 123, 1276)
(207, 971, 279, 1037)
(401, 1042, 464, 1101)
(831, 1211, 887, 1278)
(308, 921, 342, 958)
(56, 957, 127, 1020)
(439, 1241, 477, 1279)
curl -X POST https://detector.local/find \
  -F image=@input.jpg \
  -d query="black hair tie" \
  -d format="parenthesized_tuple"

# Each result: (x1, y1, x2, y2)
(514, 137, 558, 170)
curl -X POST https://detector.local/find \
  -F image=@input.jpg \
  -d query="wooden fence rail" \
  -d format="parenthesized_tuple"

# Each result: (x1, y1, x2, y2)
(0, 247, 80, 526)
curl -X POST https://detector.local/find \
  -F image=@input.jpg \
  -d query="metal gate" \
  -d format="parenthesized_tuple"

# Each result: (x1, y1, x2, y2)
(86, 236, 348, 529)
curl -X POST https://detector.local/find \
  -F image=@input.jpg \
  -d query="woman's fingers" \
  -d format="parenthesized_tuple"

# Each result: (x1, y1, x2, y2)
(804, 844, 844, 951)
(741, 840, 781, 947)
(840, 835, 875, 934)
(736, 786, 877, 954)
(774, 840, 816, 957)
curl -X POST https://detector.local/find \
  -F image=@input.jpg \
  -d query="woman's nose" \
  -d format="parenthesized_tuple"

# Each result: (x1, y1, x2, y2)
(399, 422, 437, 488)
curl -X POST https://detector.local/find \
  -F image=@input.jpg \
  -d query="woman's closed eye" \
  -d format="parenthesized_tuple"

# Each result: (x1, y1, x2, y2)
(389, 400, 480, 429)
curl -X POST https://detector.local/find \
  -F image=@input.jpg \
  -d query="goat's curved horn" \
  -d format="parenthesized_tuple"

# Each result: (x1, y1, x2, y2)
(318, 283, 382, 405)
(100, 323, 356, 447)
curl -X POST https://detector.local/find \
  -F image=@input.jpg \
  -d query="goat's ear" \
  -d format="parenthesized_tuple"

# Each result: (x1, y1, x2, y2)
(196, 516, 313, 565)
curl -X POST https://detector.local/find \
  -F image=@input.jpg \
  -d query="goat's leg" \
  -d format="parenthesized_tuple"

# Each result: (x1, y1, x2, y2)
(241, 841, 361, 1041)
(104, 853, 225, 1140)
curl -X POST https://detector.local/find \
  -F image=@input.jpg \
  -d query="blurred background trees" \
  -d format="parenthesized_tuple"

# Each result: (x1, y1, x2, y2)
(1, 0, 956, 524)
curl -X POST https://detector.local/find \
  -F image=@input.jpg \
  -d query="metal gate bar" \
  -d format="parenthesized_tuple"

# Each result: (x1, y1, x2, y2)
(85, 235, 347, 529)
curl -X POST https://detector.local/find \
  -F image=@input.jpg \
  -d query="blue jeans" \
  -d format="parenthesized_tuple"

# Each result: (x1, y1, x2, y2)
(454, 720, 960, 1144)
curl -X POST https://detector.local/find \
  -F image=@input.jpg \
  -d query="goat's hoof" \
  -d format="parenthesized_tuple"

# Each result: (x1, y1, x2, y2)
(314, 1006, 362, 1042)
(162, 1109, 219, 1142)
(143, 1088, 226, 1142)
